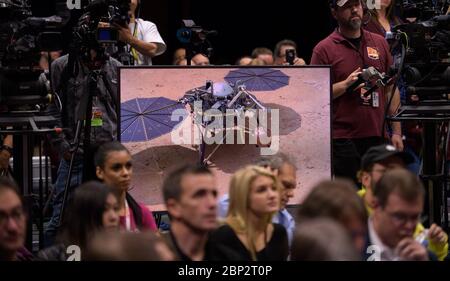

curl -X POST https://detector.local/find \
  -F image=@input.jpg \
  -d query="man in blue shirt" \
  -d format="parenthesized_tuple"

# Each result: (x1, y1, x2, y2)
(218, 153, 297, 246)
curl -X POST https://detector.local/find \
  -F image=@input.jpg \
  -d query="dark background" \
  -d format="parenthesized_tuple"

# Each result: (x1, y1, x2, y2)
(31, 0, 335, 65)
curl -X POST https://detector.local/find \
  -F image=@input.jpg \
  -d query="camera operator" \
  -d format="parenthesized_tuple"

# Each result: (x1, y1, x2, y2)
(311, 0, 403, 184)
(112, 0, 166, 65)
(44, 14, 122, 246)
(273, 39, 306, 66)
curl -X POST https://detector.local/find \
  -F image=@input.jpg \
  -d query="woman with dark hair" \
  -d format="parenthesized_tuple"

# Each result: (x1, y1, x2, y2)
(95, 141, 157, 232)
(37, 181, 119, 261)
(364, 0, 402, 36)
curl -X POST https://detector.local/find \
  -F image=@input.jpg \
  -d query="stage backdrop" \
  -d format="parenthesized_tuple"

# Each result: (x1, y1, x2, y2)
(119, 66, 331, 211)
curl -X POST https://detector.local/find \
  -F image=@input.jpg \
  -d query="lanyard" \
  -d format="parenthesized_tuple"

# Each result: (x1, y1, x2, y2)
(129, 20, 139, 65)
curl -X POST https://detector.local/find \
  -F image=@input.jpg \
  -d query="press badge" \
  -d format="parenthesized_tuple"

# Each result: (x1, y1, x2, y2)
(91, 106, 103, 127)
(372, 91, 380, 108)
(360, 87, 380, 108)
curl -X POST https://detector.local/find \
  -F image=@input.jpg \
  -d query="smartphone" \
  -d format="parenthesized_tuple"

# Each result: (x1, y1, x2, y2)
(285, 49, 296, 65)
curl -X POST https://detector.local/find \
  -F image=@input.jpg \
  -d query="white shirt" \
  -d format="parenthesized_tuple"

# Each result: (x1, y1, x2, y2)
(368, 217, 401, 261)
(128, 18, 166, 65)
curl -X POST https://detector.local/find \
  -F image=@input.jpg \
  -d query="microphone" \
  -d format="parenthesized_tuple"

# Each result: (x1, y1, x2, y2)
(345, 67, 382, 94)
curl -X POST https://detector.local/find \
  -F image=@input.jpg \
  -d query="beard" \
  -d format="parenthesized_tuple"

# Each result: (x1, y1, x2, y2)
(342, 15, 362, 30)
(349, 17, 362, 29)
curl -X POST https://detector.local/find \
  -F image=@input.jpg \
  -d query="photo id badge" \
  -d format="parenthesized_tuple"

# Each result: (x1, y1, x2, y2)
(372, 91, 379, 108)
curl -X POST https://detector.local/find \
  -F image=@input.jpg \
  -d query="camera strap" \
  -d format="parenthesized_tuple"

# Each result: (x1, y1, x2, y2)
(129, 19, 140, 65)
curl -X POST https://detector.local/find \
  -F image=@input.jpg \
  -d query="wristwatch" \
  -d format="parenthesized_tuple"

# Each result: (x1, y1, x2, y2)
(0, 144, 13, 156)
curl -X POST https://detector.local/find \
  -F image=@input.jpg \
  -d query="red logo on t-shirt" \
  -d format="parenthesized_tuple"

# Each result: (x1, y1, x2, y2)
(367, 47, 379, 60)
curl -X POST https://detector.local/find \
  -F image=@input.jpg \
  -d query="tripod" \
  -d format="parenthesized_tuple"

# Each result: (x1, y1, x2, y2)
(58, 65, 103, 229)
(390, 105, 450, 232)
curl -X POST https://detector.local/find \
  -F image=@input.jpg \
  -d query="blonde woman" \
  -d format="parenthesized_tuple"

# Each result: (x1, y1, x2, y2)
(211, 166, 288, 261)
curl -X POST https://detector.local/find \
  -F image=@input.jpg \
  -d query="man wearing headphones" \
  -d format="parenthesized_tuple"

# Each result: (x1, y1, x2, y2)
(113, 0, 166, 65)
(311, 0, 403, 183)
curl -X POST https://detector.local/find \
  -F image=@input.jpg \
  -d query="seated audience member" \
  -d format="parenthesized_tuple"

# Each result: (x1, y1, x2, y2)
(358, 144, 448, 260)
(273, 39, 306, 66)
(297, 179, 368, 254)
(212, 166, 289, 261)
(249, 58, 266, 66)
(219, 153, 297, 246)
(236, 56, 252, 66)
(191, 53, 210, 65)
(176, 54, 210, 66)
(173, 48, 210, 66)
(162, 164, 242, 261)
(251, 47, 274, 65)
(175, 58, 188, 66)
(86, 231, 175, 261)
(291, 218, 361, 261)
(358, 144, 413, 213)
(367, 169, 440, 261)
(0, 177, 32, 261)
(95, 141, 157, 232)
(37, 181, 119, 261)
(173, 48, 187, 65)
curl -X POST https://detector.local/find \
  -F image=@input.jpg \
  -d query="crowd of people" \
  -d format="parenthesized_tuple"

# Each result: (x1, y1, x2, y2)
(1, 0, 450, 261)
(1, 143, 449, 261)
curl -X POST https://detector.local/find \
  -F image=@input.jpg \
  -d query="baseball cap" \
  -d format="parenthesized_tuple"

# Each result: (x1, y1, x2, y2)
(329, 0, 348, 7)
(361, 144, 414, 171)
(330, 0, 361, 7)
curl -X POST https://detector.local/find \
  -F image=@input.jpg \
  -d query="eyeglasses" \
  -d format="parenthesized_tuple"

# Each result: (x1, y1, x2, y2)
(0, 208, 25, 227)
(385, 210, 420, 226)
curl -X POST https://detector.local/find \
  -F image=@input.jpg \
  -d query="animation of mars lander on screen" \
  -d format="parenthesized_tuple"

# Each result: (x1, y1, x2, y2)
(121, 68, 289, 164)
